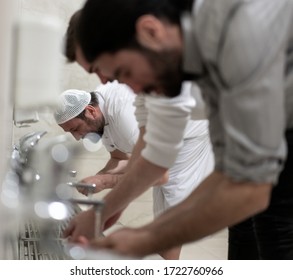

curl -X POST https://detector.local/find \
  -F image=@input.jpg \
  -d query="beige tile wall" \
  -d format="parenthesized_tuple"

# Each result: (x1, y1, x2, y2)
(20, 0, 100, 93)
(0, 0, 103, 191)
(13, 0, 102, 141)
(0, 2, 18, 176)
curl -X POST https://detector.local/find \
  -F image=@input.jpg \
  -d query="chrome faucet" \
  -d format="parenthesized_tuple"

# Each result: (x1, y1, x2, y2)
(20, 134, 80, 257)
(21, 134, 105, 259)
(1, 132, 106, 259)
(0, 131, 48, 259)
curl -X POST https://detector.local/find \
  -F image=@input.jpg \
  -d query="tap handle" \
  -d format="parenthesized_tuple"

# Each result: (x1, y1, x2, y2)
(69, 198, 104, 209)
(69, 170, 77, 178)
(67, 182, 96, 193)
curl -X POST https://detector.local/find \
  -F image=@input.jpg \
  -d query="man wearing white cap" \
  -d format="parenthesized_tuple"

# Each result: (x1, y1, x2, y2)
(55, 81, 138, 189)
(57, 80, 214, 259)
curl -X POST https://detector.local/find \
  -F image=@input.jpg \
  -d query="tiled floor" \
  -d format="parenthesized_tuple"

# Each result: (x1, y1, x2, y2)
(13, 117, 228, 260)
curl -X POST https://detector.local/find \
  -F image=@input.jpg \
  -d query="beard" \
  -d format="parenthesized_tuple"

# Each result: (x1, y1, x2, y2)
(85, 116, 104, 136)
(139, 47, 184, 98)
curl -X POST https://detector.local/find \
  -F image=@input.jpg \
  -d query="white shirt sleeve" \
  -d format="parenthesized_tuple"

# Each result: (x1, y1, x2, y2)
(141, 84, 196, 168)
(189, 82, 207, 120)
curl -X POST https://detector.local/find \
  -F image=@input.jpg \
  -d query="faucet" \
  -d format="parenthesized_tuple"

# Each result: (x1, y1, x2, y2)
(21, 134, 105, 259)
(1, 132, 107, 259)
(0, 131, 47, 259)
(19, 134, 79, 257)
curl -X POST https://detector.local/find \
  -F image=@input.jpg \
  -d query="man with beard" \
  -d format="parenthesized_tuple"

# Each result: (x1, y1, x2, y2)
(55, 83, 138, 188)
(67, 0, 293, 260)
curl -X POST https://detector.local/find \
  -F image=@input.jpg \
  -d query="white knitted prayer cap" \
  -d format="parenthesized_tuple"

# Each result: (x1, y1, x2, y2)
(54, 89, 91, 124)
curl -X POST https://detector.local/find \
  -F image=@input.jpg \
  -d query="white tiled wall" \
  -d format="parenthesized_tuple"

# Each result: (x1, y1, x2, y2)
(1, 0, 103, 208)
(0, 1, 19, 258)
(9, 0, 107, 215)
(0, 2, 19, 182)
(19, 0, 100, 93)
(13, 0, 102, 141)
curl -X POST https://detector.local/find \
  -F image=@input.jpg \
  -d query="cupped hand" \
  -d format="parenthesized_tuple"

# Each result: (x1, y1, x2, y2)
(88, 227, 152, 257)
(63, 208, 96, 243)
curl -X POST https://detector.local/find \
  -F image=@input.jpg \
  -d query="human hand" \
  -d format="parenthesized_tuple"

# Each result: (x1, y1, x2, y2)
(86, 227, 152, 257)
(103, 210, 123, 231)
(63, 208, 96, 243)
(77, 175, 105, 196)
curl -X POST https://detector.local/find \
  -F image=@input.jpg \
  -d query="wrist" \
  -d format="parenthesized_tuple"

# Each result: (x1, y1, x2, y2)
(134, 227, 158, 256)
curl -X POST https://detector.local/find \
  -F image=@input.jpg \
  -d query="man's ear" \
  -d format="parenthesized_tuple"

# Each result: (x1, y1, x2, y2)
(84, 105, 97, 119)
(136, 15, 167, 50)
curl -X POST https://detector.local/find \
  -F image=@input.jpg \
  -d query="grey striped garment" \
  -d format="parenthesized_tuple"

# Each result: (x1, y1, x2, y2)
(182, 0, 293, 183)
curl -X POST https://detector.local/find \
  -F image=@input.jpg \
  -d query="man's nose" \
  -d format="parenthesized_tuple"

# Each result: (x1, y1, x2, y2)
(94, 69, 110, 84)
(122, 79, 143, 94)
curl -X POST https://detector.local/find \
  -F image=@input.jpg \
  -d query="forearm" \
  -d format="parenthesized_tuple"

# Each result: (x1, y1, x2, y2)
(99, 158, 129, 175)
(125, 127, 145, 171)
(140, 171, 272, 254)
(96, 173, 123, 190)
(79, 173, 123, 193)
(103, 156, 167, 220)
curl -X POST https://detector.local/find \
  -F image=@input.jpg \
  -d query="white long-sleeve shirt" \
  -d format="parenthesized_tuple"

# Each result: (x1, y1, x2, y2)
(96, 81, 139, 153)
(135, 82, 209, 168)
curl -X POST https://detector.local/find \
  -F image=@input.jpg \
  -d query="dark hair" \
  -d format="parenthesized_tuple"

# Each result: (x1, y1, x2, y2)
(64, 10, 81, 62)
(77, 0, 193, 62)
(76, 91, 99, 120)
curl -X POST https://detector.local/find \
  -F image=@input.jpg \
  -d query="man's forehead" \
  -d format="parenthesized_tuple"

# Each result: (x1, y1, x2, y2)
(60, 118, 81, 128)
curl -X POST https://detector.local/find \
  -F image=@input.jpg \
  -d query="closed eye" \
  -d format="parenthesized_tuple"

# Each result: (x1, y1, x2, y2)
(114, 68, 131, 82)
(70, 126, 79, 133)
(113, 68, 122, 80)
